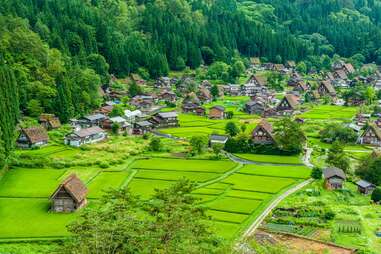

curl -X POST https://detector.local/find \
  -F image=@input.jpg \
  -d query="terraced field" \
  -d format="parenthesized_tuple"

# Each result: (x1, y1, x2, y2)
(0, 151, 311, 241)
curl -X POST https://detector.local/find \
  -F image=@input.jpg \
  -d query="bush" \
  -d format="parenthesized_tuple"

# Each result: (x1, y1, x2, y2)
(371, 187, 381, 203)
(99, 161, 110, 169)
(311, 167, 322, 179)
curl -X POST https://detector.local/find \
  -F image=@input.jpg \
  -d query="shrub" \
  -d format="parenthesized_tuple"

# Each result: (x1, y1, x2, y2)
(99, 161, 110, 169)
(311, 167, 322, 179)
(371, 187, 381, 203)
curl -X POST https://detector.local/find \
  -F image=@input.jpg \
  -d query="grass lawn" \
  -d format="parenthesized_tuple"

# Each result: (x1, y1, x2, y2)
(222, 174, 297, 193)
(298, 105, 357, 120)
(239, 164, 311, 179)
(234, 154, 303, 164)
(0, 198, 75, 238)
(87, 171, 132, 198)
(0, 168, 64, 198)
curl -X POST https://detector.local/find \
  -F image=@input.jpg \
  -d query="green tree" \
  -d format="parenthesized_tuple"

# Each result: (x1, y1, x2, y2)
(210, 84, 219, 99)
(109, 105, 124, 117)
(128, 82, 143, 97)
(274, 118, 305, 154)
(189, 136, 208, 155)
(111, 122, 120, 134)
(311, 167, 322, 179)
(27, 99, 43, 117)
(356, 156, 381, 185)
(61, 180, 223, 253)
(212, 143, 224, 159)
(149, 137, 162, 152)
(371, 187, 381, 203)
(326, 141, 350, 172)
(225, 122, 239, 137)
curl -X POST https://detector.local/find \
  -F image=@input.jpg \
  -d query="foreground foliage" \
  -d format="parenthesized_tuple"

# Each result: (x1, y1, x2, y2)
(60, 180, 224, 254)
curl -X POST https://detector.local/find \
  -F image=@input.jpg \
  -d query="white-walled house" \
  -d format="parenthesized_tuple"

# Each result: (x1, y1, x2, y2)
(64, 126, 107, 147)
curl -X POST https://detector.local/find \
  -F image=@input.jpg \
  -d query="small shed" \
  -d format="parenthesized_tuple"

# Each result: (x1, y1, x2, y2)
(209, 106, 226, 119)
(209, 134, 229, 147)
(323, 167, 346, 190)
(356, 180, 376, 195)
(39, 114, 61, 130)
(50, 174, 88, 212)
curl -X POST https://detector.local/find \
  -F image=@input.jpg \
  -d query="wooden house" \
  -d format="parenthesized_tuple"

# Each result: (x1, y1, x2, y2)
(285, 61, 296, 69)
(276, 94, 299, 114)
(274, 64, 286, 73)
(333, 69, 348, 80)
(197, 87, 212, 103)
(103, 116, 132, 134)
(17, 127, 49, 149)
(359, 125, 381, 146)
(323, 167, 346, 190)
(133, 121, 153, 135)
(79, 113, 108, 128)
(293, 81, 308, 92)
(318, 80, 336, 97)
(245, 99, 267, 115)
(209, 106, 226, 119)
(158, 90, 177, 103)
(150, 112, 179, 128)
(343, 63, 355, 75)
(182, 102, 205, 116)
(248, 75, 267, 87)
(50, 174, 88, 212)
(356, 180, 376, 195)
(39, 114, 61, 130)
(131, 95, 155, 109)
(251, 119, 275, 145)
(64, 126, 107, 147)
(155, 77, 171, 88)
(223, 84, 241, 96)
(97, 105, 114, 116)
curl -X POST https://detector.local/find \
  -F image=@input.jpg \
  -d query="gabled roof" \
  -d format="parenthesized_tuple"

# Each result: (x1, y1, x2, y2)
(323, 167, 346, 180)
(110, 116, 127, 123)
(157, 112, 178, 118)
(21, 127, 49, 144)
(253, 119, 273, 135)
(211, 105, 225, 112)
(281, 94, 299, 109)
(210, 134, 229, 142)
(249, 75, 267, 86)
(356, 180, 375, 189)
(363, 124, 381, 140)
(344, 63, 355, 73)
(73, 126, 105, 138)
(320, 80, 336, 95)
(51, 174, 88, 203)
(83, 113, 107, 122)
(335, 69, 348, 80)
(136, 121, 153, 127)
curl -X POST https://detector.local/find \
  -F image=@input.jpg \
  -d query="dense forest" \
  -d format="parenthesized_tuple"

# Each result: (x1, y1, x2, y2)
(2, 0, 381, 167)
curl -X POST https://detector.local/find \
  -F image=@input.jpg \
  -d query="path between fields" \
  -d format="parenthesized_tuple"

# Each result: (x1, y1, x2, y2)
(240, 178, 314, 240)
(225, 152, 304, 166)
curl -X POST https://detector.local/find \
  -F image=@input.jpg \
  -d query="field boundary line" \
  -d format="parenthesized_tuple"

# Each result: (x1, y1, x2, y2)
(196, 164, 243, 189)
(240, 178, 314, 240)
(226, 153, 304, 166)
(121, 169, 138, 188)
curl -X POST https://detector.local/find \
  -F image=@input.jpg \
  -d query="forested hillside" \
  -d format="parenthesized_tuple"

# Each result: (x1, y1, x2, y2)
(1, 0, 381, 167)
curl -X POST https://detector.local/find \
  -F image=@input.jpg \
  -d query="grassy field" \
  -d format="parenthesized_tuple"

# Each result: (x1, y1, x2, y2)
(234, 153, 303, 164)
(298, 105, 358, 120)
